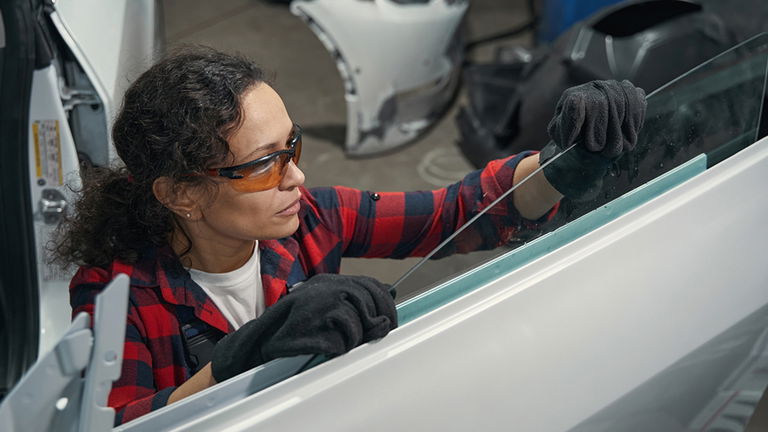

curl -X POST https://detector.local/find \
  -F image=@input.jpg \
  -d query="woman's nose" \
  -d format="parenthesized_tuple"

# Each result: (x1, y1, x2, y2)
(279, 160, 305, 190)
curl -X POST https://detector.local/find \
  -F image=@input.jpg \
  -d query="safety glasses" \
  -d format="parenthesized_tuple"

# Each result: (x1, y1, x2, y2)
(203, 123, 302, 192)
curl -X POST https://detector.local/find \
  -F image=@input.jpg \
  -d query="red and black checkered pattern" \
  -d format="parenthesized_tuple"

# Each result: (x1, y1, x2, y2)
(69, 151, 556, 425)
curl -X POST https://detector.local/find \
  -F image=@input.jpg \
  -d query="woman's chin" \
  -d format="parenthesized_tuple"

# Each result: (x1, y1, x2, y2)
(264, 214, 300, 239)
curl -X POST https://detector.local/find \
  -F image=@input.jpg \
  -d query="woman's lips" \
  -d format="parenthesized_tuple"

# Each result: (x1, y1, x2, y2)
(276, 199, 301, 216)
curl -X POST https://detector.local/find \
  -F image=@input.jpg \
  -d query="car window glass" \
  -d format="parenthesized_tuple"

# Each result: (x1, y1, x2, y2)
(392, 32, 768, 305)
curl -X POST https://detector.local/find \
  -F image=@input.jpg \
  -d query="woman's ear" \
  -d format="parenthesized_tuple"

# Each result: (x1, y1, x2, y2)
(153, 176, 202, 220)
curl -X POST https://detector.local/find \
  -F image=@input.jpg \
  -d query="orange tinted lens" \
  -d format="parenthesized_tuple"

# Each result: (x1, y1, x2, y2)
(227, 127, 301, 192)
(229, 153, 291, 192)
(292, 135, 302, 165)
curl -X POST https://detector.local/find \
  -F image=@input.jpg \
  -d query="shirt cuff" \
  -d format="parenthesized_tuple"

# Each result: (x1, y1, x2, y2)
(114, 386, 177, 426)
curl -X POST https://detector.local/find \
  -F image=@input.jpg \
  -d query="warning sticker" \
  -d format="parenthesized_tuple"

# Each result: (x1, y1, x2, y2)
(32, 120, 63, 186)
(36, 224, 74, 282)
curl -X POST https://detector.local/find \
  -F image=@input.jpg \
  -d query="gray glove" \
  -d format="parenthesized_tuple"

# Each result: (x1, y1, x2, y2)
(541, 79, 647, 200)
(211, 273, 397, 383)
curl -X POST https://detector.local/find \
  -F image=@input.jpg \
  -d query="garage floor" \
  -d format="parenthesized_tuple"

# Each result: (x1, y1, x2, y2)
(162, 0, 535, 286)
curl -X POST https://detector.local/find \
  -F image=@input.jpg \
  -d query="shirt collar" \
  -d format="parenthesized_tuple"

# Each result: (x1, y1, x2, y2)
(119, 237, 305, 332)
(118, 245, 234, 334)
(258, 237, 301, 306)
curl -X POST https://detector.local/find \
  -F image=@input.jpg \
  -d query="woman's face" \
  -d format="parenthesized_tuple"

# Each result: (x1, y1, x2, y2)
(191, 83, 306, 244)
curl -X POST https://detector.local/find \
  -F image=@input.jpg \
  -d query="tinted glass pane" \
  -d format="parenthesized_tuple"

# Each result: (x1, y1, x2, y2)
(393, 33, 768, 303)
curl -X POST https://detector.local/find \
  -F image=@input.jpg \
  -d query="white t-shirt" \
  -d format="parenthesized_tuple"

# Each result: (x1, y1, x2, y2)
(189, 243, 265, 330)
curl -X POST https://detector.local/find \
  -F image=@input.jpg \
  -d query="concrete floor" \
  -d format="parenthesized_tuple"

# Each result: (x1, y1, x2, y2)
(162, 0, 534, 287)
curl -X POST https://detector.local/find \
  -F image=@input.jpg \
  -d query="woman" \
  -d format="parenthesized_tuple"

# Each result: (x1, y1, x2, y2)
(54, 46, 645, 425)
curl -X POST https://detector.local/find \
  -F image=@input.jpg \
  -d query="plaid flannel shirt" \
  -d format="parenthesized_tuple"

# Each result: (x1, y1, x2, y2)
(69, 151, 557, 425)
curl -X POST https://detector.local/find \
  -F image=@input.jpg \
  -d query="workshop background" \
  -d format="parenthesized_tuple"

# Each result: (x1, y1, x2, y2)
(162, 0, 538, 284)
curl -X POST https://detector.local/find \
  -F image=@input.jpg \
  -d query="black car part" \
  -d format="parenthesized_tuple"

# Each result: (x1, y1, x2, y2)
(456, 0, 742, 168)
(0, 0, 47, 400)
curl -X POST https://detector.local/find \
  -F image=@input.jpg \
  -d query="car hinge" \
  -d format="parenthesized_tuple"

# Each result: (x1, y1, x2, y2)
(58, 76, 100, 112)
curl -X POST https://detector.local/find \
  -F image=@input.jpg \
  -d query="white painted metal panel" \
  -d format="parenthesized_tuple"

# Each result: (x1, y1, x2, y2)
(28, 66, 81, 355)
(291, 0, 466, 155)
(52, 0, 160, 161)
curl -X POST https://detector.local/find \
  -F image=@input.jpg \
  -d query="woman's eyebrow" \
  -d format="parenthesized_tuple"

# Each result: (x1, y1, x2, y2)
(242, 142, 279, 160)
(238, 125, 293, 161)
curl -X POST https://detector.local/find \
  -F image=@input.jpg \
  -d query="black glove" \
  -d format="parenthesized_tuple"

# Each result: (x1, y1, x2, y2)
(541, 79, 647, 200)
(210, 273, 397, 383)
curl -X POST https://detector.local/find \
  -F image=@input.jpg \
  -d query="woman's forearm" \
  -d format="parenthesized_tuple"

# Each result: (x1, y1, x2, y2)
(512, 153, 564, 220)
(167, 362, 218, 405)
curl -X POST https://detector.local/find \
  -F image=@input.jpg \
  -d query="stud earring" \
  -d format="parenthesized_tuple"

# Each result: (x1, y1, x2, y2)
(185, 213, 191, 219)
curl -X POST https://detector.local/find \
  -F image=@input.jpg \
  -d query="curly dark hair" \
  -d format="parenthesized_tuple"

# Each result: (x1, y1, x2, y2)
(51, 46, 267, 268)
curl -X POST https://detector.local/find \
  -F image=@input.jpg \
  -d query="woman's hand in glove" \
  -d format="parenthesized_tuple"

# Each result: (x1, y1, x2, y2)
(210, 273, 397, 383)
(541, 79, 647, 201)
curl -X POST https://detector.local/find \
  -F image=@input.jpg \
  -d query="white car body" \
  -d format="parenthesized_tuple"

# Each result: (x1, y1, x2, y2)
(290, 0, 467, 156)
